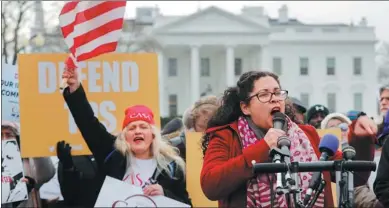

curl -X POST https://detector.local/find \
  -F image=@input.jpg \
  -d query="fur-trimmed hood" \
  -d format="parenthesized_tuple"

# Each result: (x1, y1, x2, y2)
(321, 112, 352, 129)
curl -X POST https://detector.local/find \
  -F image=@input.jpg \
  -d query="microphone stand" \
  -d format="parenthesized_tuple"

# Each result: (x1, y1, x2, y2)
(307, 180, 326, 208)
(269, 147, 288, 195)
(290, 162, 304, 208)
(270, 136, 303, 208)
(338, 166, 352, 208)
(340, 147, 356, 208)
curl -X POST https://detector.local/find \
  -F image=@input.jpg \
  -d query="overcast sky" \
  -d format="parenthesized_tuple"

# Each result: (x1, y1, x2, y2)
(124, 1, 389, 42)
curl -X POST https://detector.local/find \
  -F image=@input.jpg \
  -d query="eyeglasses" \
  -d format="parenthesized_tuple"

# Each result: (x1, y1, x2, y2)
(248, 90, 288, 103)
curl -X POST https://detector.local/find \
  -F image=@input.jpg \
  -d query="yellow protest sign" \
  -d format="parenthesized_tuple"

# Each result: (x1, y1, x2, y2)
(186, 132, 218, 207)
(18, 53, 159, 158)
(316, 128, 342, 150)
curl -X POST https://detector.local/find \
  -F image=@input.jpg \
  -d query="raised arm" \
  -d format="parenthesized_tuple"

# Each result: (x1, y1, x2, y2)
(62, 69, 115, 166)
(347, 116, 377, 187)
(200, 129, 270, 200)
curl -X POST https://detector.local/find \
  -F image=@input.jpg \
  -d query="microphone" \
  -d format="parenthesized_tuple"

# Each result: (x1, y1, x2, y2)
(271, 112, 291, 194)
(303, 134, 339, 205)
(342, 146, 356, 207)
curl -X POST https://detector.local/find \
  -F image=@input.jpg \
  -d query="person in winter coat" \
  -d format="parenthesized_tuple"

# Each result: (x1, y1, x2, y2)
(321, 113, 383, 208)
(289, 97, 307, 124)
(1, 121, 55, 208)
(55, 141, 98, 208)
(61, 68, 192, 207)
(183, 95, 220, 132)
(161, 118, 186, 161)
(200, 71, 377, 208)
(321, 113, 352, 148)
(306, 104, 330, 129)
(374, 96, 389, 207)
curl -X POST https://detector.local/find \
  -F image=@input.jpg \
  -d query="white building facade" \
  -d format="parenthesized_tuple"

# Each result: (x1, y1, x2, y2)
(131, 5, 378, 117)
(35, 4, 379, 118)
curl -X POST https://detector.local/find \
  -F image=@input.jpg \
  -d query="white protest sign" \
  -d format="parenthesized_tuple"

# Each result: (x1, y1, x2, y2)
(1, 139, 28, 204)
(1, 63, 19, 122)
(95, 176, 190, 207)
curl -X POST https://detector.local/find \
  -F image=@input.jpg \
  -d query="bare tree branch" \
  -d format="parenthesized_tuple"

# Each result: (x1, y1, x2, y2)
(12, 2, 27, 65)
(1, 3, 9, 63)
(10, 1, 34, 65)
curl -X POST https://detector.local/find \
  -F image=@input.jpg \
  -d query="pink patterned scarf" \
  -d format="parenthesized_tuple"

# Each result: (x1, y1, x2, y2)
(237, 116, 325, 208)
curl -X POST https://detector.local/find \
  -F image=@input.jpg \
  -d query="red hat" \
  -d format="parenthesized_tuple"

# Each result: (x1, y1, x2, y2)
(122, 105, 155, 129)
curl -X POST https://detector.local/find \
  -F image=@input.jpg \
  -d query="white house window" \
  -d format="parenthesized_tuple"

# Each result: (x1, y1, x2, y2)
(235, 58, 242, 76)
(327, 93, 336, 112)
(354, 93, 363, 111)
(273, 57, 282, 75)
(300, 93, 310, 108)
(201, 58, 210, 77)
(326, 57, 336, 75)
(353, 57, 362, 75)
(300, 57, 309, 75)
(168, 58, 177, 77)
(168, 94, 178, 116)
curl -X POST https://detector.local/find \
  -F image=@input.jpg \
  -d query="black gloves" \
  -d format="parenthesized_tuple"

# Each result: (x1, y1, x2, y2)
(24, 176, 36, 193)
(57, 141, 74, 169)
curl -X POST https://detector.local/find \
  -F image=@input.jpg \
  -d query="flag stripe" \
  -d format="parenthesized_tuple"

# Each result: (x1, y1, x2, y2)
(76, 30, 122, 57)
(59, 1, 79, 15)
(74, 1, 126, 26)
(59, 1, 104, 27)
(64, 6, 126, 46)
(74, 18, 124, 49)
(77, 42, 118, 61)
(59, 1, 126, 68)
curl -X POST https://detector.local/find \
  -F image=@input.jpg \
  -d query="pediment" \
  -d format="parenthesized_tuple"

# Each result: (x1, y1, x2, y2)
(153, 6, 269, 34)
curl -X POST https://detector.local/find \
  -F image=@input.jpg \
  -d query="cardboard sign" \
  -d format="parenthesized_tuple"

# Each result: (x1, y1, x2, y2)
(18, 53, 159, 157)
(186, 132, 218, 207)
(2, 139, 28, 204)
(95, 176, 190, 207)
(2, 63, 19, 122)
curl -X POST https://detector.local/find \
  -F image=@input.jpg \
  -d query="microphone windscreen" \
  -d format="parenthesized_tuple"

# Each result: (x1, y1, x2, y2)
(319, 134, 339, 155)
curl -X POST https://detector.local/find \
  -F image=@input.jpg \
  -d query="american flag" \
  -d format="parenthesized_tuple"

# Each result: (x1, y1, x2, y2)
(59, 1, 127, 68)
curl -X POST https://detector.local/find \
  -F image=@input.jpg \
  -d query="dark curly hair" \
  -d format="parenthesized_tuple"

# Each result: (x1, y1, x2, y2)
(200, 71, 299, 156)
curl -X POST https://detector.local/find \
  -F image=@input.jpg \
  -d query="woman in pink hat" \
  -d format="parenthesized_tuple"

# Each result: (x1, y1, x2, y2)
(61, 69, 191, 207)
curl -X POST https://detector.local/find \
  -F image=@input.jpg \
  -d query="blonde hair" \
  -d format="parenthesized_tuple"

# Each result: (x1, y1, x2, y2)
(114, 125, 186, 178)
(183, 95, 220, 130)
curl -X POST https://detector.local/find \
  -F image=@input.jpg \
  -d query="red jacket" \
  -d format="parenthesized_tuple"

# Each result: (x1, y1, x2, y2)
(200, 121, 374, 208)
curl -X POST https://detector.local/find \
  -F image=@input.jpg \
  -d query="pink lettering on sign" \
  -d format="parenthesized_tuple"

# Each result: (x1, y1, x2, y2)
(1, 176, 13, 183)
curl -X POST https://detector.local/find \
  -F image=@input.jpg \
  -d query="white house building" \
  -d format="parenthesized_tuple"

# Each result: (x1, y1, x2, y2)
(33, 4, 379, 118)
(125, 5, 378, 117)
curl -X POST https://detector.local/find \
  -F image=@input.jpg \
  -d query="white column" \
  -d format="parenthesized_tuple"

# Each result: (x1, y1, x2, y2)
(261, 45, 270, 71)
(226, 45, 235, 87)
(250, 49, 257, 71)
(191, 45, 200, 103)
(157, 50, 167, 117)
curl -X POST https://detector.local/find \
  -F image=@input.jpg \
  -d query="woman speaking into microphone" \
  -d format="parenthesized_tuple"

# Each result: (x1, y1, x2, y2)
(200, 71, 377, 208)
